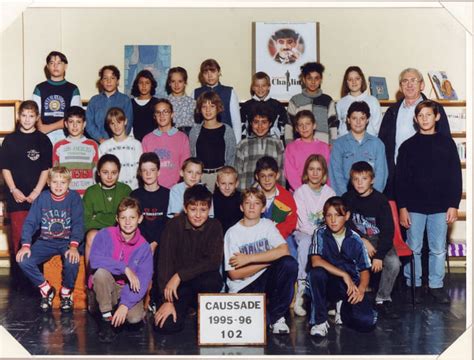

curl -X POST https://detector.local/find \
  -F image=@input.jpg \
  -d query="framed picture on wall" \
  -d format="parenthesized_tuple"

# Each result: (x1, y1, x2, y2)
(124, 45, 171, 98)
(253, 22, 319, 101)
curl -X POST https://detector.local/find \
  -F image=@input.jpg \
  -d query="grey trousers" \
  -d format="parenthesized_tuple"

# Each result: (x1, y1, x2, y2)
(374, 247, 401, 302)
(89, 268, 145, 324)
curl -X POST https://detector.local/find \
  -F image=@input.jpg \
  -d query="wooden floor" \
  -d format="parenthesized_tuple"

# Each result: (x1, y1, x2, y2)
(0, 269, 467, 356)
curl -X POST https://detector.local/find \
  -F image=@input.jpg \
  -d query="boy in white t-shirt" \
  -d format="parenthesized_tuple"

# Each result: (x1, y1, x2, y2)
(224, 188, 298, 334)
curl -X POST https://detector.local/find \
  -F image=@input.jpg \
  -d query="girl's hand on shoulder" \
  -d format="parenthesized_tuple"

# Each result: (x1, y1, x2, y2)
(446, 208, 458, 224)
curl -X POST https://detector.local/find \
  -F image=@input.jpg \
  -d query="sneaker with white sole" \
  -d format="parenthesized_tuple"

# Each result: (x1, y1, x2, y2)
(269, 317, 290, 334)
(40, 287, 56, 313)
(310, 321, 330, 337)
(60, 294, 74, 313)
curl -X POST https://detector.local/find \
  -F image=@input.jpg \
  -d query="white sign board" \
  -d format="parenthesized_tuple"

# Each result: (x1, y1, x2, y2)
(198, 293, 266, 346)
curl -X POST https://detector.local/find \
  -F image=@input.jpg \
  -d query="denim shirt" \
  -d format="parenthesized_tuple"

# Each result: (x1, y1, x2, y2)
(329, 132, 388, 196)
(85, 91, 133, 142)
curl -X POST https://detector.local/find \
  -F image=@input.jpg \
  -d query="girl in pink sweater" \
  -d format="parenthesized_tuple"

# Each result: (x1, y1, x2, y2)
(292, 154, 335, 316)
(284, 110, 330, 191)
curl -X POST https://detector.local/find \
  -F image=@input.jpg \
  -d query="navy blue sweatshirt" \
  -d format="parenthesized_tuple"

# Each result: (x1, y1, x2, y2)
(395, 132, 462, 214)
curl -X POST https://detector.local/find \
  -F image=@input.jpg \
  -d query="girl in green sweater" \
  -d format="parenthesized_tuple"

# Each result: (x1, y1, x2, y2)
(83, 154, 131, 265)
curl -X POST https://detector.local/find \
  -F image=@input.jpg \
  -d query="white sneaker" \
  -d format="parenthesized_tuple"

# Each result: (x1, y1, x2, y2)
(294, 295, 307, 316)
(335, 300, 343, 325)
(310, 321, 330, 337)
(270, 317, 290, 334)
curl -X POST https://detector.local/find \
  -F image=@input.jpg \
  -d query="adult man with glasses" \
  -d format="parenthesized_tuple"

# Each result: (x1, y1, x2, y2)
(378, 68, 450, 199)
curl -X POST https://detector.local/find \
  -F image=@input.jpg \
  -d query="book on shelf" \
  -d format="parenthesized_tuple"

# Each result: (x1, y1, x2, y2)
(428, 71, 458, 100)
(368, 76, 389, 100)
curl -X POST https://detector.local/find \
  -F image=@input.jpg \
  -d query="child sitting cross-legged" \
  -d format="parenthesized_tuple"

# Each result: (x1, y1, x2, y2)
(342, 161, 400, 318)
(224, 188, 298, 334)
(89, 197, 153, 343)
(16, 166, 84, 313)
(308, 196, 376, 337)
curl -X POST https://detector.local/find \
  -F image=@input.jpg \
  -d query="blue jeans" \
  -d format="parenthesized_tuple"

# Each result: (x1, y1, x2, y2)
(18, 239, 79, 288)
(403, 212, 447, 289)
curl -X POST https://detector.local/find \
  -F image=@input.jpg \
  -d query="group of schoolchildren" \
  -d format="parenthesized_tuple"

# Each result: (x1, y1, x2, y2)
(0, 50, 462, 343)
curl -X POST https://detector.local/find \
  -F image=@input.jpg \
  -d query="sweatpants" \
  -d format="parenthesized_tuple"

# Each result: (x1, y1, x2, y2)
(154, 270, 222, 334)
(308, 267, 377, 332)
(18, 239, 79, 289)
(238, 255, 298, 325)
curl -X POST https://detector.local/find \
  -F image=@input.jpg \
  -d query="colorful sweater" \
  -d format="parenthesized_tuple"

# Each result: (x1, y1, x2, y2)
(21, 190, 84, 247)
(283, 138, 331, 191)
(99, 136, 143, 190)
(83, 182, 132, 232)
(262, 184, 297, 239)
(142, 128, 191, 189)
(234, 134, 285, 191)
(294, 184, 335, 236)
(89, 226, 153, 309)
(53, 136, 99, 196)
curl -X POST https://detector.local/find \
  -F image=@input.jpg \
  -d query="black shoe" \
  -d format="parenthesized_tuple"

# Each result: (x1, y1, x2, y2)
(375, 301, 400, 319)
(98, 318, 117, 343)
(406, 286, 423, 305)
(60, 294, 74, 313)
(429, 288, 451, 304)
(40, 287, 56, 313)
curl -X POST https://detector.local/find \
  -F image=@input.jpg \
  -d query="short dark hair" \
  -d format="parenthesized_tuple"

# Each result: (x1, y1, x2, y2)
(272, 28, 299, 41)
(294, 110, 316, 126)
(301, 62, 325, 77)
(137, 152, 160, 187)
(184, 184, 212, 208)
(414, 99, 439, 117)
(46, 51, 68, 64)
(18, 100, 39, 116)
(323, 196, 349, 217)
(347, 101, 371, 119)
(182, 157, 204, 172)
(350, 161, 374, 180)
(251, 102, 273, 123)
(98, 154, 121, 173)
(166, 67, 188, 95)
(99, 65, 120, 80)
(64, 106, 85, 121)
(131, 70, 157, 97)
(254, 156, 279, 177)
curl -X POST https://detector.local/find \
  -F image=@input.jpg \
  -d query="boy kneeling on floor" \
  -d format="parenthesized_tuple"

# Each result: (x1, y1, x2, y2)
(308, 196, 377, 337)
(89, 197, 153, 343)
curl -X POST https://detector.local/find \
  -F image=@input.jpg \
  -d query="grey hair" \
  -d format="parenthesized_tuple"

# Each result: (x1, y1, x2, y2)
(399, 68, 424, 84)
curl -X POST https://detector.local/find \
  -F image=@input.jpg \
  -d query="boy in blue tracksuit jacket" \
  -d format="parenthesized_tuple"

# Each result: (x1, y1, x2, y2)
(17, 167, 84, 313)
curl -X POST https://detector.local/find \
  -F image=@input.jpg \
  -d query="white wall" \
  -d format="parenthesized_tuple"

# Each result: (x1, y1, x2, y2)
(1, 6, 467, 106)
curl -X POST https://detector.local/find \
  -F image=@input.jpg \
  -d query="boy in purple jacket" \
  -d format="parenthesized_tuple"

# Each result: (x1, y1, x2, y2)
(89, 197, 153, 343)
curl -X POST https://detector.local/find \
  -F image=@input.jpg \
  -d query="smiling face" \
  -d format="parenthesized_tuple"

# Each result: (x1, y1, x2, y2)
(169, 72, 186, 96)
(351, 171, 374, 197)
(216, 173, 238, 197)
(302, 71, 322, 93)
(137, 76, 152, 97)
(306, 160, 325, 189)
(181, 163, 203, 187)
(255, 169, 279, 194)
(19, 109, 39, 133)
(251, 115, 271, 137)
(47, 55, 67, 81)
(202, 68, 220, 87)
(201, 100, 218, 122)
(100, 69, 119, 95)
(139, 161, 159, 187)
(184, 201, 210, 228)
(400, 70, 424, 101)
(108, 118, 127, 138)
(65, 115, 86, 138)
(324, 206, 350, 235)
(415, 106, 439, 135)
(154, 102, 173, 130)
(252, 78, 271, 99)
(347, 111, 369, 137)
(296, 116, 316, 141)
(98, 161, 120, 188)
(346, 71, 363, 95)
(116, 207, 143, 239)
(240, 194, 265, 221)
(48, 173, 70, 197)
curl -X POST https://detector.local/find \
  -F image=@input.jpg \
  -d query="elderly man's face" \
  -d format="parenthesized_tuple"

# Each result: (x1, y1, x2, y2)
(400, 70, 425, 100)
